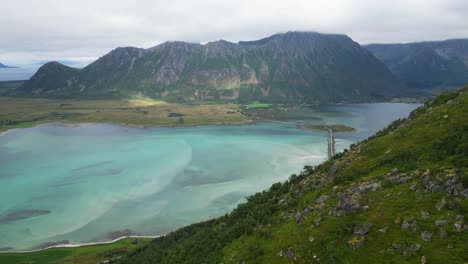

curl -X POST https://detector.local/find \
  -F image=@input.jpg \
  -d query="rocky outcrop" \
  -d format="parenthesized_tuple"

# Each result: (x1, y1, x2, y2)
(332, 180, 381, 216)
(384, 168, 412, 185)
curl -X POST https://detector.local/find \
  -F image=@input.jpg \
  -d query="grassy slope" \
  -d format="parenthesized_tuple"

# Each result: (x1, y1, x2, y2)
(0, 97, 250, 132)
(120, 87, 467, 264)
(0, 238, 152, 264)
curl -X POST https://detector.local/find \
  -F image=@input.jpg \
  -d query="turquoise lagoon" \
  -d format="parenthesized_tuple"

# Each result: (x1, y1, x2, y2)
(0, 103, 419, 250)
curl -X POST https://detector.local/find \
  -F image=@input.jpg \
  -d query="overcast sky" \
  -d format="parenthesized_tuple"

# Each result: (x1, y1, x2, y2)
(1, 0, 467, 66)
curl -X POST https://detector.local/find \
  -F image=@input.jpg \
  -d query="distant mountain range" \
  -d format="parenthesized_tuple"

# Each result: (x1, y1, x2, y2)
(0, 63, 15, 68)
(12, 32, 404, 103)
(9, 33, 468, 102)
(365, 39, 468, 89)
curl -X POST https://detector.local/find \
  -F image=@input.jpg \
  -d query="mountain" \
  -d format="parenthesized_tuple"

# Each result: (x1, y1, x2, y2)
(19, 61, 79, 94)
(0, 63, 15, 68)
(366, 39, 468, 89)
(13, 32, 404, 103)
(120, 86, 468, 263)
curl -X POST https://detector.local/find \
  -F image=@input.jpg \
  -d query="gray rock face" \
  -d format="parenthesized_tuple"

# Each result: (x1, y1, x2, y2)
(354, 223, 372, 235)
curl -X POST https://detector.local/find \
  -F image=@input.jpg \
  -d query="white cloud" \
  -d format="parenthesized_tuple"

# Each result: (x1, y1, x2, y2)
(0, 0, 467, 65)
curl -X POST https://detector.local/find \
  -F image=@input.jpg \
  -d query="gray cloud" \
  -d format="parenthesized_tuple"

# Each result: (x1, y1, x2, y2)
(1, 0, 467, 65)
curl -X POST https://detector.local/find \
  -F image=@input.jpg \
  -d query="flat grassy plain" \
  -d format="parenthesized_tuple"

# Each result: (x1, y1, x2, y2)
(0, 97, 251, 132)
(0, 238, 152, 264)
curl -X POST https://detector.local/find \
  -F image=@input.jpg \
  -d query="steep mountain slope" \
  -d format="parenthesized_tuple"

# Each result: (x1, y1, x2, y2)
(366, 39, 468, 89)
(120, 86, 467, 263)
(13, 32, 404, 103)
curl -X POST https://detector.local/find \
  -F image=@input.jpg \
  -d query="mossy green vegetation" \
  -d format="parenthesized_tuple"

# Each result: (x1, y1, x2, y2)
(299, 124, 356, 132)
(0, 97, 251, 132)
(0, 237, 152, 264)
(119, 86, 468, 263)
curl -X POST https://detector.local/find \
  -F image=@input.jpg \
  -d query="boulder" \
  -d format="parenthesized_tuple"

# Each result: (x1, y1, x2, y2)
(462, 188, 468, 198)
(295, 212, 303, 224)
(421, 231, 432, 242)
(435, 199, 446, 211)
(332, 194, 360, 216)
(348, 236, 365, 249)
(428, 183, 444, 192)
(379, 227, 389, 233)
(440, 229, 448, 238)
(401, 221, 410, 230)
(354, 223, 372, 236)
(420, 210, 430, 219)
(410, 244, 421, 252)
(286, 247, 295, 259)
(454, 223, 462, 232)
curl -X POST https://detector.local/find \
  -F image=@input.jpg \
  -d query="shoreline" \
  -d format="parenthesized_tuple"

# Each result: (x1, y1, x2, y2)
(0, 118, 257, 135)
(0, 235, 163, 254)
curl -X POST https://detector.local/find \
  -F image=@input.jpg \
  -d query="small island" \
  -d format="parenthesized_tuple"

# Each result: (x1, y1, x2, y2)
(298, 123, 356, 132)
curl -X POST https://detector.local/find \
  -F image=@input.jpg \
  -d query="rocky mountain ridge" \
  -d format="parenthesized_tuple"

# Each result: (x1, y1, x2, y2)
(13, 32, 404, 103)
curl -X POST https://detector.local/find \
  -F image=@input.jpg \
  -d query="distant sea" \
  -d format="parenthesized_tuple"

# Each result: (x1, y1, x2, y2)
(0, 67, 38, 81)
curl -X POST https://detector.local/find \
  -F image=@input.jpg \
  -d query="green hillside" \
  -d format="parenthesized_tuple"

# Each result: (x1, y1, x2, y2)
(120, 86, 468, 263)
(11, 32, 404, 103)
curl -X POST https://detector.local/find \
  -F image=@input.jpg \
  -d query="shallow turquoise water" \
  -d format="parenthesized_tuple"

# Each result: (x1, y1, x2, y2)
(0, 103, 419, 250)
